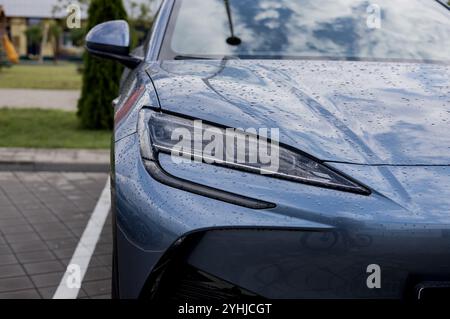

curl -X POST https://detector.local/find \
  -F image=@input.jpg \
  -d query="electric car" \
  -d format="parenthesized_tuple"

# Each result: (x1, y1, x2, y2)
(85, 0, 450, 299)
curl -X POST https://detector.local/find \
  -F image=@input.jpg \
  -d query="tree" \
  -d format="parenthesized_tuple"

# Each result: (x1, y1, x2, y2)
(24, 21, 61, 64)
(0, 6, 8, 69)
(48, 21, 63, 64)
(128, 1, 154, 48)
(24, 25, 43, 56)
(77, 0, 127, 129)
(53, 0, 157, 49)
(70, 26, 87, 47)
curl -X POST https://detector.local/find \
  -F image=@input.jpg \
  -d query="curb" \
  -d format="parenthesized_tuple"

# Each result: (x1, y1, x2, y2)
(0, 161, 110, 173)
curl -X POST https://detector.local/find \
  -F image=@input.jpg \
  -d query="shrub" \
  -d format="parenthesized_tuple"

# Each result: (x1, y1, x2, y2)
(77, 0, 127, 129)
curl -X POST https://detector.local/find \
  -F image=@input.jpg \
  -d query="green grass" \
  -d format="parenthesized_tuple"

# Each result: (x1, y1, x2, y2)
(0, 108, 111, 149)
(0, 63, 82, 90)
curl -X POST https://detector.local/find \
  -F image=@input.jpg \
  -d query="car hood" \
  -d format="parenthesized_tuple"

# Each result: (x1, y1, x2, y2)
(148, 60, 450, 165)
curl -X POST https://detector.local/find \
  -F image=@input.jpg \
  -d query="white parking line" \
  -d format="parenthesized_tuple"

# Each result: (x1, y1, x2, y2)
(53, 178, 111, 299)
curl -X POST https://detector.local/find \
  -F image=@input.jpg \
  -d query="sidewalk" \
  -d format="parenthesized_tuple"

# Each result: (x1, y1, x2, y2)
(0, 148, 109, 172)
(0, 171, 111, 299)
(0, 89, 80, 111)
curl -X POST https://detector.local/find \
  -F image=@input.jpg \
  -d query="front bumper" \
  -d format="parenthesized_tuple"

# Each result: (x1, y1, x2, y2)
(113, 133, 450, 299)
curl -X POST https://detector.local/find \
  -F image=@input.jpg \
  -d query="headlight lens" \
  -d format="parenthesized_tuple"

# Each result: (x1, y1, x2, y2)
(139, 108, 369, 195)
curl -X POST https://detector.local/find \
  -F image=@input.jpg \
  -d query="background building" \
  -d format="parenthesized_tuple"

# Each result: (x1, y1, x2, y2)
(0, 0, 88, 60)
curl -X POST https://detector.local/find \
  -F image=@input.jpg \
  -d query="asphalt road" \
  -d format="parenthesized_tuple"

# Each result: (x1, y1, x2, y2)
(0, 171, 111, 299)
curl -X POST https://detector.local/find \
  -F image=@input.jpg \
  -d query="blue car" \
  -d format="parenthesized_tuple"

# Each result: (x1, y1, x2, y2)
(85, 0, 450, 300)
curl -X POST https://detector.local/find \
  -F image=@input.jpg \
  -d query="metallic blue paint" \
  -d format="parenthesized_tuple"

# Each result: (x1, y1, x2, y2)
(102, 1, 450, 299)
(149, 59, 450, 165)
(113, 134, 450, 297)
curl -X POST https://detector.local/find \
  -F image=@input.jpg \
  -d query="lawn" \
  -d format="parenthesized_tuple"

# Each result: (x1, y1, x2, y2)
(0, 63, 82, 90)
(0, 108, 111, 149)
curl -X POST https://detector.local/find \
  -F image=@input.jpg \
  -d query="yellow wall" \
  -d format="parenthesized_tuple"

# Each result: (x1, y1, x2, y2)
(8, 17, 57, 58)
(41, 20, 55, 57)
(9, 17, 27, 56)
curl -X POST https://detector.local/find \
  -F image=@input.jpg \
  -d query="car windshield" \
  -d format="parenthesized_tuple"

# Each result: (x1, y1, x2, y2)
(160, 0, 450, 62)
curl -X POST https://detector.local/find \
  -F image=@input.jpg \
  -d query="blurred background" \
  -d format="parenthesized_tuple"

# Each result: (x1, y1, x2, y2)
(0, 0, 159, 148)
(0, 0, 158, 299)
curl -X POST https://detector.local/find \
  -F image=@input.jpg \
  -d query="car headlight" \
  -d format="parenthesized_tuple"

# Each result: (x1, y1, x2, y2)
(138, 108, 369, 207)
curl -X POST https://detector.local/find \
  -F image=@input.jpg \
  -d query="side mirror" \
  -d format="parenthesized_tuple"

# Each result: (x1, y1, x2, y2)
(86, 20, 142, 69)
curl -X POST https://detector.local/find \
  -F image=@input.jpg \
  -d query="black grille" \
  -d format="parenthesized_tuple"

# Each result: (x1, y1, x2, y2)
(167, 264, 259, 301)
(416, 281, 450, 301)
(139, 233, 262, 301)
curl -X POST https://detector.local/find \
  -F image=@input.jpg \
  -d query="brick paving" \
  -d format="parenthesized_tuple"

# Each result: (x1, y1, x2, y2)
(0, 171, 111, 299)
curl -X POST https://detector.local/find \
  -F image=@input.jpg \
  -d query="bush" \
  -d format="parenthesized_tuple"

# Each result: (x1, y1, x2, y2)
(77, 0, 127, 129)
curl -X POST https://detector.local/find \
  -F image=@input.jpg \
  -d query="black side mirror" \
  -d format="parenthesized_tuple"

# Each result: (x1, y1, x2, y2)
(86, 20, 142, 69)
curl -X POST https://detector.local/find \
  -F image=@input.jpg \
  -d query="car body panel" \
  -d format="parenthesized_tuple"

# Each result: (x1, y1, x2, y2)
(109, 0, 450, 299)
(328, 163, 450, 223)
(113, 133, 450, 298)
(149, 59, 450, 165)
(114, 133, 334, 297)
(187, 228, 450, 298)
(159, 154, 450, 225)
(113, 67, 160, 142)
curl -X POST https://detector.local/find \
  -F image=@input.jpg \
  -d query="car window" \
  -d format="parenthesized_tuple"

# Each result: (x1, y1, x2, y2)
(160, 0, 450, 62)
